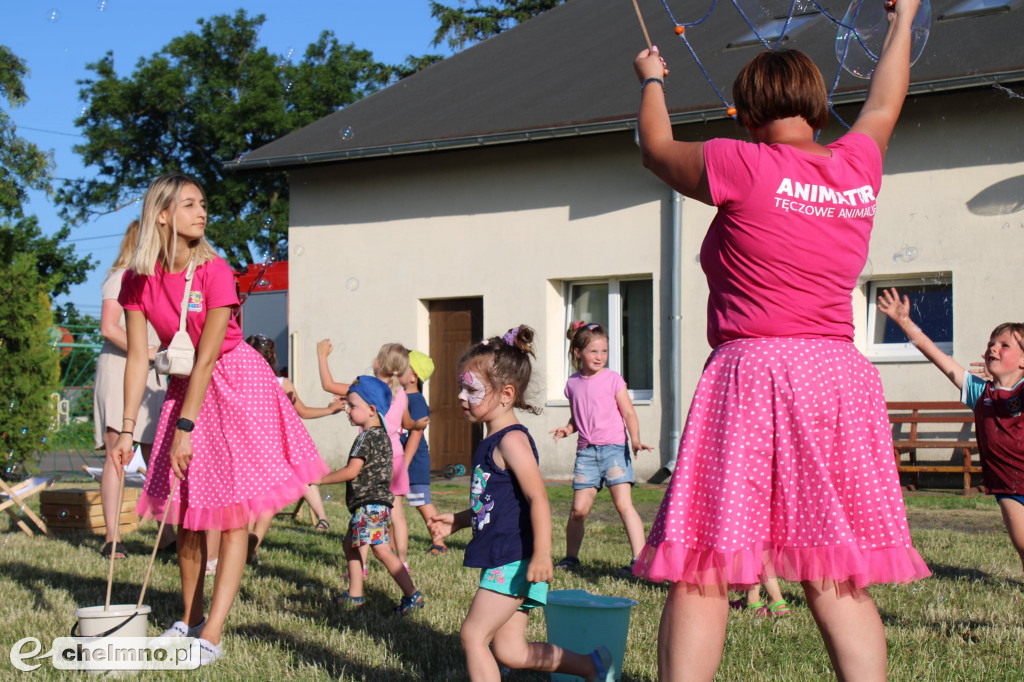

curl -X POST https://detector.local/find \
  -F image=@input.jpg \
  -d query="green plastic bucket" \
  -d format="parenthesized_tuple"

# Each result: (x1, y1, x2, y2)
(544, 589, 637, 681)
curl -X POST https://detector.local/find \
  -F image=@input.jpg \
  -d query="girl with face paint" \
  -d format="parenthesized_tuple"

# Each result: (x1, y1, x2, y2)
(429, 325, 616, 682)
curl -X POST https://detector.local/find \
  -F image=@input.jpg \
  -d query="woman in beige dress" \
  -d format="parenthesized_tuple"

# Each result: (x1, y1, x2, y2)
(93, 220, 170, 558)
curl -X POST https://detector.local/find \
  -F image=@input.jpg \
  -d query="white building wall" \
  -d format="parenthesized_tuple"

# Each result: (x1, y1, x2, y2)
(286, 89, 1024, 475)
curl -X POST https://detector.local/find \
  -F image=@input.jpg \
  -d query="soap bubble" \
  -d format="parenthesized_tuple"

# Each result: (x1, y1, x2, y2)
(97, 0, 108, 11)
(20, 427, 28, 436)
(59, 508, 69, 519)
(892, 245, 920, 263)
(283, 80, 294, 93)
(340, 127, 354, 141)
(836, 0, 931, 79)
(345, 277, 359, 292)
(323, 494, 332, 502)
(336, 342, 346, 352)
(262, 214, 275, 230)
(294, 245, 305, 256)
(856, 258, 874, 287)
(46, 8, 61, 22)
(236, 152, 248, 163)
(693, 254, 701, 264)
(256, 278, 271, 289)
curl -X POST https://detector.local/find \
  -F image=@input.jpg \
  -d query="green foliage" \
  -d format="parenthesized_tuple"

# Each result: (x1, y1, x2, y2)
(0, 216, 94, 298)
(0, 254, 60, 474)
(429, 0, 566, 49)
(0, 45, 56, 221)
(56, 11, 419, 270)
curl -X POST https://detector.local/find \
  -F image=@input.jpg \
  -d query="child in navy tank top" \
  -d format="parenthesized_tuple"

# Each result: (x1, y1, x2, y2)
(429, 325, 615, 681)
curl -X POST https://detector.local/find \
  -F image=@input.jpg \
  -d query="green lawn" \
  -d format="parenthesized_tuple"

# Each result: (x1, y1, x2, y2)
(1, 483, 1022, 680)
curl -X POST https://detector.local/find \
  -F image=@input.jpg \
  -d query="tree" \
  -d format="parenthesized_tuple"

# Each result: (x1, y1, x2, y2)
(0, 254, 60, 475)
(429, 0, 566, 49)
(56, 11, 418, 269)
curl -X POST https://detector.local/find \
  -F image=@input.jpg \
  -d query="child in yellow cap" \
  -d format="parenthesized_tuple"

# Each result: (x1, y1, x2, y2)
(400, 350, 447, 554)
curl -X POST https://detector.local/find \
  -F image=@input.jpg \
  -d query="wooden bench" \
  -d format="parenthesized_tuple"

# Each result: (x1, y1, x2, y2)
(887, 401, 981, 493)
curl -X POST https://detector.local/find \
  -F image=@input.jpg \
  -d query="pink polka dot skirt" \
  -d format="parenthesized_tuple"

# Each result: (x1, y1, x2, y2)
(136, 342, 329, 531)
(634, 338, 931, 589)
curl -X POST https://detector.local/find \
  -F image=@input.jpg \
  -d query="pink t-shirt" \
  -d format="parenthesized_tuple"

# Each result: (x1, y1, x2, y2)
(565, 369, 627, 449)
(701, 132, 882, 348)
(119, 257, 242, 358)
(384, 387, 409, 460)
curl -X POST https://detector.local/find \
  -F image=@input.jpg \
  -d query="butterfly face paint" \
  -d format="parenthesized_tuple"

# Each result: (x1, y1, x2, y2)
(458, 370, 487, 406)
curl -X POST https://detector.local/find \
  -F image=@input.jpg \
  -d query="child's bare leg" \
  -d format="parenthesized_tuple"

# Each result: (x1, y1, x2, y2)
(370, 543, 415, 595)
(491, 604, 598, 678)
(745, 584, 761, 606)
(608, 482, 645, 559)
(344, 533, 365, 597)
(100, 429, 125, 550)
(417, 503, 446, 548)
(248, 514, 272, 550)
(657, 581, 729, 681)
(763, 576, 785, 604)
(997, 497, 1024, 572)
(802, 580, 886, 682)
(390, 495, 409, 565)
(304, 485, 327, 522)
(565, 487, 598, 559)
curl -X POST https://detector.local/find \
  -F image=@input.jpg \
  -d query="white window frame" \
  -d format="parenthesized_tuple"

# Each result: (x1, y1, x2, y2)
(563, 277, 653, 401)
(865, 274, 953, 362)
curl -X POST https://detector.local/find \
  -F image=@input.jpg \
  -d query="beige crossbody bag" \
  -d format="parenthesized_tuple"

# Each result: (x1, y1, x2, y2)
(153, 260, 196, 378)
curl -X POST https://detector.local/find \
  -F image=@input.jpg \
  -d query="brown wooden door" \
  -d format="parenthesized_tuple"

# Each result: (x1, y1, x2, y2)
(428, 298, 483, 473)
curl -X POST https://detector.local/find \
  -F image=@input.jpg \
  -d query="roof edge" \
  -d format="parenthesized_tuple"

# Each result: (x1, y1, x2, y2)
(225, 70, 1024, 173)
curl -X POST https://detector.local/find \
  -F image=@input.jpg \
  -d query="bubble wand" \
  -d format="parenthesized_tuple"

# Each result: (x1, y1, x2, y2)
(631, 0, 652, 50)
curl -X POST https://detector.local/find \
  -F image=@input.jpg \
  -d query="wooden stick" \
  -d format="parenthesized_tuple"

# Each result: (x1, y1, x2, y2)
(104, 473, 127, 610)
(138, 477, 178, 609)
(631, 0, 653, 50)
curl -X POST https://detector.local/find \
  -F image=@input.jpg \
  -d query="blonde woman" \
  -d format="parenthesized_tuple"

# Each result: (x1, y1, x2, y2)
(111, 173, 328, 665)
(93, 220, 170, 559)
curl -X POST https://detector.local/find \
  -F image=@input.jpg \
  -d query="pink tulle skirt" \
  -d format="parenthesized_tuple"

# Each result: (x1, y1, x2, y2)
(136, 342, 329, 531)
(635, 337, 931, 589)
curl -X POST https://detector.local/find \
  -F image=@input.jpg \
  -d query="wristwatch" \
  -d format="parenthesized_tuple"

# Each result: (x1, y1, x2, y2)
(176, 417, 195, 432)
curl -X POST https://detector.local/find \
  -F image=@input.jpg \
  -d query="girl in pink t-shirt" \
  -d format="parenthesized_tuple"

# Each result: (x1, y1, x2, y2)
(632, 2, 929, 679)
(112, 173, 328, 666)
(550, 322, 652, 573)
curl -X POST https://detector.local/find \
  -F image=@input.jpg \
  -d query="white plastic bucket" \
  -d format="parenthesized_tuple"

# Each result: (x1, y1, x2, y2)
(72, 604, 151, 638)
(544, 589, 637, 681)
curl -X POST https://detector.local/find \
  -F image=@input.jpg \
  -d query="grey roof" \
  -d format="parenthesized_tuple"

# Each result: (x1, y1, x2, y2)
(231, 0, 1024, 171)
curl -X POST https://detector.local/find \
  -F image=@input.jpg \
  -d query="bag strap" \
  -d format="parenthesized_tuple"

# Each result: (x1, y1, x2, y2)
(176, 259, 195, 332)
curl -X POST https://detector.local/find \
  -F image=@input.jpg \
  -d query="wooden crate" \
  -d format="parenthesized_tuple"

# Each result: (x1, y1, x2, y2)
(40, 487, 139, 535)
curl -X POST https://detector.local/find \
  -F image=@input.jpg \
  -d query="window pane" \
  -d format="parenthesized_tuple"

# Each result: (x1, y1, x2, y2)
(874, 283, 953, 345)
(621, 280, 653, 391)
(571, 283, 608, 329)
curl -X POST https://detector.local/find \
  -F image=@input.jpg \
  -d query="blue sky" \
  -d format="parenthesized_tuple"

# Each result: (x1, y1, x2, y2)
(5, 1, 453, 315)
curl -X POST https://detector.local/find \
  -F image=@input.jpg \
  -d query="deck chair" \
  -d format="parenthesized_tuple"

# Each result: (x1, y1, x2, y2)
(0, 476, 51, 537)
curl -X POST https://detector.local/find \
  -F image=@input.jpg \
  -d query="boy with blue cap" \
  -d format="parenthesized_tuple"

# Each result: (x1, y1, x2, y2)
(314, 375, 424, 615)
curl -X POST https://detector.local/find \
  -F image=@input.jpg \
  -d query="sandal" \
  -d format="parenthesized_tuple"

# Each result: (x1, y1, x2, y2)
(314, 518, 330, 531)
(333, 590, 365, 608)
(555, 556, 581, 570)
(100, 542, 127, 559)
(765, 599, 791, 617)
(428, 544, 448, 555)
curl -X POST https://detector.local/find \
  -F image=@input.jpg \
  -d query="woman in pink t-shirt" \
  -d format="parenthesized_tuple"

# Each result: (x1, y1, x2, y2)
(550, 322, 652, 573)
(112, 173, 328, 666)
(632, 3, 929, 680)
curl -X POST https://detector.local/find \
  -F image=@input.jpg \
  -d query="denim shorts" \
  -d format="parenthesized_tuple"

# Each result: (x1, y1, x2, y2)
(348, 504, 391, 548)
(478, 559, 548, 611)
(995, 493, 1024, 507)
(407, 484, 432, 508)
(572, 443, 634, 490)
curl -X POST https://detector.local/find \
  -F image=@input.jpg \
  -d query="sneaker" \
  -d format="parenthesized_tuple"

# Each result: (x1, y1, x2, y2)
(590, 645, 615, 682)
(158, 618, 206, 639)
(555, 556, 580, 570)
(192, 637, 223, 666)
(333, 590, 365, 608)
(618, 558, 638, 575)
(394, 590, 425, 616)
